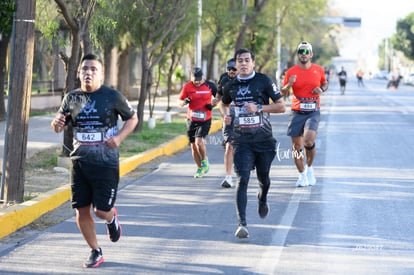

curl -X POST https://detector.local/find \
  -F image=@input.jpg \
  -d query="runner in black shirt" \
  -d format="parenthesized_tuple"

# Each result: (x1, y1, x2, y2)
(337, 66, 347, 95)
(213, 58, 238, 188)
(51, 54, 138, 268)
(222, 48, 285, 238)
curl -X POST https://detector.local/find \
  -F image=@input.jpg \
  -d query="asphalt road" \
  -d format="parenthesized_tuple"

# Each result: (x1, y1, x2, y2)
(0, 78, 413, 274)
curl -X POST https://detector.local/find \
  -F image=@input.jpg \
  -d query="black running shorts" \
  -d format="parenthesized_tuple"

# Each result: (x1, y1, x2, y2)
(233, 139, 276, 174)
(71, 159, 119, 211)
(186, 119, 212, 143)
(222, 121, 234, 144)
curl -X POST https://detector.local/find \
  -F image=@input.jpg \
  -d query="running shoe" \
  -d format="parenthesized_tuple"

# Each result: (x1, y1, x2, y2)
(201, 159, 210, 174)
(296, 171, 309, 187)
(234, 225, 249, 238)
(194, 167, 204, 178)
(221, 175, 234, 188)
(257, 193, 269, 218)
(83, 247, 104, 268)
(106, 207, 122, 242)
(307, 166, 316, 186)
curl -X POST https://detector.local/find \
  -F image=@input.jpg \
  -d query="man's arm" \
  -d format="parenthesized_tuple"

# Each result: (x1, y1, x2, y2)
(177, 85, 190, 107)
(280, 75, 296, 96)
(178, 98, 189, 107)
(106, 113, 138, 148)
(320, 81, 329, 92)
(222, 103, 232, 125)
(263, 98, 286, 113)
(245, 98, 286, 114)
(50, 112, 70, 133)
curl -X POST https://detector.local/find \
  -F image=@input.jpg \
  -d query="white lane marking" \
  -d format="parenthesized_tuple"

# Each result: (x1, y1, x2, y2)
(256, 187, 311, 274)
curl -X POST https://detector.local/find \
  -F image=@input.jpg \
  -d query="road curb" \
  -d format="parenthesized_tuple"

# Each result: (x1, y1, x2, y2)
(0, 119, 222, 239)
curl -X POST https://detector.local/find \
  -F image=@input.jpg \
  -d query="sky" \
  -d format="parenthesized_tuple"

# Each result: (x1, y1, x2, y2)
(331, 0, 414, 63)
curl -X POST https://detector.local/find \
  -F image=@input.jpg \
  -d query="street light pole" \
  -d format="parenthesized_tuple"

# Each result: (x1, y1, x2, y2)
(195, 0, 202, 67)
(276, 11, 281, 83)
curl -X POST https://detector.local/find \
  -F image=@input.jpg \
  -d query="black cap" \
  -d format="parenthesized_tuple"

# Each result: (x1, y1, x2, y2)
(226, 58, 236, 68)
(193, 67, 202, 81)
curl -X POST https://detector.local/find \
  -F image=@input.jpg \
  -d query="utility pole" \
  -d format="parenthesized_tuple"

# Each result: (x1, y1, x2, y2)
(195, 0, 202, 67)
(276, 10, 281, 83)
(2, 0, 36, 203)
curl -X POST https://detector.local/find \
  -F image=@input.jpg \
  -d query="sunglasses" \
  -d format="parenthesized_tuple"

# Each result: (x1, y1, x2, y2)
(227, 67, 237, 72)
(297, 49, 311, 55)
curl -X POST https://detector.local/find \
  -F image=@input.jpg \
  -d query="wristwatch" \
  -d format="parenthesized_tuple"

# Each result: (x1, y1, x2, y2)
(257, 104, 262, 112)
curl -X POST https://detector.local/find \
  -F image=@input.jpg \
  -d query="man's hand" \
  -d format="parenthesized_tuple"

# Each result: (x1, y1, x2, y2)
(224, 114, 232, 125)
(312, 87, 324, 94)
(244, 102, 259, 113)
(105, 136, 121, 148)
(51, 113, 70, 133)
(288, 75, 297, 85)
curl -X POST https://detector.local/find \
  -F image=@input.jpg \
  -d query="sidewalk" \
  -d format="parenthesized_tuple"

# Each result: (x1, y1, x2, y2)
(0, 93, 223, 239)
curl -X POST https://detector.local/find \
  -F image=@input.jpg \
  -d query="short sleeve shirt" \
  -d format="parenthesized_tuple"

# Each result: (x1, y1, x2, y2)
(222, 72, 282, 143)
(58, 85, 136, 166)
(179, 81, 217, 122)
(283, 64, 326, 111)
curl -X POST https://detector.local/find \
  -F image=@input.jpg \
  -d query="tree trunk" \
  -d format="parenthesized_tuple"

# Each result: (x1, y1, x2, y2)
(234, 0, 269, 51)
(207, 35, 219, 80)
(3, 0, 36, 203)
(103, 44, 114, 86)
(61, 29, 81, 156)
(117, 48, 130, 98)
(166, 56, 174, 112)
(0, 35, 10, 122)
(135, 48, 150, 133)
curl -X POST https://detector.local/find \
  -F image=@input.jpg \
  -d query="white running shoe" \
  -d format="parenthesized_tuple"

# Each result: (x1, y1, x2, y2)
(296, 171, 309, 187)
(221, 175, 234, 188)
(234, 225, 249, 238)
(307, 166, 316, 186)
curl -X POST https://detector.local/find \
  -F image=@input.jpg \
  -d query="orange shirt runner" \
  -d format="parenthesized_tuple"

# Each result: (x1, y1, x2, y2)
(283, 64, 326, 111)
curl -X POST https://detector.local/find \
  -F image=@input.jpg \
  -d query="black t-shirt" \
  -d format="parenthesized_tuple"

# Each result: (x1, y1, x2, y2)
(58, 85, 135, 165)
(217, 72, 235, 97)
(222, 71, 282, 144)
(204, 80, 218, 98)
(338, 70, 347, 80)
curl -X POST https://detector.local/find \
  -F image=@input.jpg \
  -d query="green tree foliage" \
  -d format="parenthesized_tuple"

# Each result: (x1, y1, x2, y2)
(95, 0, 197, 132)
(271, 0, 332, 67)
(0, 0, 15, 121)
(392, 12, 414, 61)
(0, 0, 15, 35)
(201, 0, 332, 78)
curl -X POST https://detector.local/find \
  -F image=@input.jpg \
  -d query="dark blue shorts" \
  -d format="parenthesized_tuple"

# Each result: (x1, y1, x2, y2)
(287, 110, 320, 137)
(71, 160, 119, 211)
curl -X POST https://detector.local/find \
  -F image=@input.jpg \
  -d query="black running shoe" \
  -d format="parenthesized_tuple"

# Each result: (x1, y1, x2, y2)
(107, 207, 122, 242)
(257, 193, 269, 219)
(83, 247, 104, 268)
